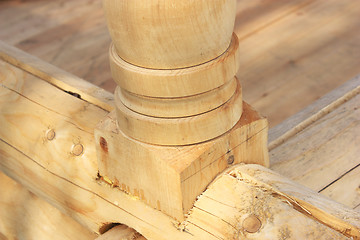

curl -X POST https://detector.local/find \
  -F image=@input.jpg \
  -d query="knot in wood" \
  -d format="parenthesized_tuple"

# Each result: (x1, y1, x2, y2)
(99, 137, 108, 152)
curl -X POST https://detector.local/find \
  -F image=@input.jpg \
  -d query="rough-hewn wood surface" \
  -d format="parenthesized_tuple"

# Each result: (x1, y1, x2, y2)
(0, 172, 98, 240)
(1, 0, 360, 127)
(1, 0, 360, 239)
(0, 43, 359, 239)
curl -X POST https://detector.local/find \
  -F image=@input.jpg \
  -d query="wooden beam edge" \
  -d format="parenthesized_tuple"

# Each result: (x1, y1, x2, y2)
(0, 41, 114, 112)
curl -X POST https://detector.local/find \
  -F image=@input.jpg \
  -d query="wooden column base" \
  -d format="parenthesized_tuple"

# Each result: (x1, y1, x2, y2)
(95, 102, 269, 221)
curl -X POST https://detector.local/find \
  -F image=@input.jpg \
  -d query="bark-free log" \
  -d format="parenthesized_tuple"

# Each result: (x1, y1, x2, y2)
(1, 43, 360, 240)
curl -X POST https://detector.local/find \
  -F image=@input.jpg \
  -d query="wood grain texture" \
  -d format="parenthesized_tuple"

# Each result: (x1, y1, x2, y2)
(109, 34, 240, 98)
(0, 58, 194, 240)
(269, 75, 360, 210)
(269, 75, 360, 150)
(95, 225, 145, 240)
(1, 0, 360, 127)
(0, 172, 97, 240)
(2, 51, 359, 239)
(237, 0, 360, 127)
(0, 41, 114, 112)
(103, 0, 236, 69)
(114, 81, 242, 146)
(118, 77, 237, 118)
(95, 102, 268, 221)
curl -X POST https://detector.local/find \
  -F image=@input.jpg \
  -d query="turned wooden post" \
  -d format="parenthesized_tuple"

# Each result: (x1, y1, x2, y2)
(104, 0, 241, 145)
(96, 0, 269, 220)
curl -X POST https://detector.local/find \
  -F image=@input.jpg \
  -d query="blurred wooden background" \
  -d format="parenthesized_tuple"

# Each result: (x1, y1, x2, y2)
(1, 0, 360, 127)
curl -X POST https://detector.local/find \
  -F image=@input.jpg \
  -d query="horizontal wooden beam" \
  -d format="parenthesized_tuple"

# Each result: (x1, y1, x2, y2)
(1, 43, 359, 239)
(0, 172, 97, 240)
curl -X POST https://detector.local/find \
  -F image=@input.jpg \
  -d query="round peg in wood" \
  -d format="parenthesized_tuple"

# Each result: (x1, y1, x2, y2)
(243, 215, 262, 233)
(103, 0, 236, 69)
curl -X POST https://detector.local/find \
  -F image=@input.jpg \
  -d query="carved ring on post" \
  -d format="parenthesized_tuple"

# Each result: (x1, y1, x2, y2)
(96, 0, 269, 221)
(114, 78, 242, 145)
(109, 33, 240, 98)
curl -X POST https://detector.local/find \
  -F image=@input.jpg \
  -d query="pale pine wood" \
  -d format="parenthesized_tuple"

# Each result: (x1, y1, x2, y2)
(184, 164, 360, 239)
(95, 102, 268, 221)
(269, 75, 360, 210)
(114, 80, 242, 145)
(0, 172, 97, 240)
(0, 41, 114, 112)
(2, 0, 360, 127)
(95, 225, 145, 240)
(270, 86, 360, 192)
(99, 0, 268, 221)
(109, 34, 240, 98)
(269, 75, 360, 150)
(321, 166, 360, 211)
(237, 0, 360, 127)
(118, 77, 237, 118)
(2, 48, 359, 240)
(0, 58, 190, 240)
(103, 0, 236, 69)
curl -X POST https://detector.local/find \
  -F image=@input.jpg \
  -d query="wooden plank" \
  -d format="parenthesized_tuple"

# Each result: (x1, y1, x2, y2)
(0, 41, 114, 112)
(270, 91, 360, 191)
(269, 75, 360, 150)
(321, 165, 360, 210)
(269, 75, 360, 209)
(2, 0, 360, 127)
(0, 0, 102, 45)
(0, 172, 97, 240)
(238, 0, 360, 127)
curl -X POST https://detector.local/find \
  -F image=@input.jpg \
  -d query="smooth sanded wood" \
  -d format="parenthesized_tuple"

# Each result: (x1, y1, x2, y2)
(118, 77, 237, 118)
(114, 79, 242, 145)
(0, 172, 97, 240)
(103, 0, 236, 69)
(109, 34, 240, 98)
